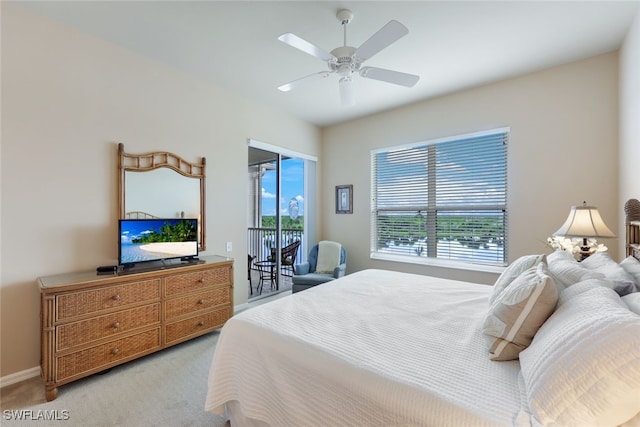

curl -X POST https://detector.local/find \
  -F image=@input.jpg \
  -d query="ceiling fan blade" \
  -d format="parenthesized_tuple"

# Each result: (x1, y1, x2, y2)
(278, 71, 332, 92)
(278, 33, 335, 62)
(359, 66, 419, 87)
(339, 77, 355, 106)
(355, 20, 408, 61)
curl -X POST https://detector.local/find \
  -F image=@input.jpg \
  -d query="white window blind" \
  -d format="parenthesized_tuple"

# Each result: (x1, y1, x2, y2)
(371, 129, 508, 266)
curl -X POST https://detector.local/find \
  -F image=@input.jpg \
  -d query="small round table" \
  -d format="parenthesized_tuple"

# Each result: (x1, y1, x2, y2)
(253, 260, 277, 294)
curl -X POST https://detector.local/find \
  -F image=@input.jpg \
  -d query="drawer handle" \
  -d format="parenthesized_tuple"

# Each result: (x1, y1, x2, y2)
(111, 348, 120, 355)
(198, 321, 205, 327)
(112, 294, 121, 301)
(198, 299, 205, 305)
(198, 278, 205, 284)
(112, 322, 121, 329)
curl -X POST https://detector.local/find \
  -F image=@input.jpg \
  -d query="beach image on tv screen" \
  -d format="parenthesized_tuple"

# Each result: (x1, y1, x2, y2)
(120, 219, 198, 264)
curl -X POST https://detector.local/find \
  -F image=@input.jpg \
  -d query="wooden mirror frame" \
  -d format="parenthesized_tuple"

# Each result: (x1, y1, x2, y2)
(118, 143, 206, 251)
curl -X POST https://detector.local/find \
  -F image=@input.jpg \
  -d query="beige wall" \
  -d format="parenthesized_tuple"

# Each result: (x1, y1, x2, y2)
(321, 52, 620, 284)
(0, 5, 321, 377)
(619, 8, 640, 255)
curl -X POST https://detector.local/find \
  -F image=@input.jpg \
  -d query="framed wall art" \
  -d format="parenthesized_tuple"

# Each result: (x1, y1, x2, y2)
(335, 185, 353, 214)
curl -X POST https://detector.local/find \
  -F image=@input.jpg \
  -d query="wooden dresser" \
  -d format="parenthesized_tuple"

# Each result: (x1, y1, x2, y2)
(39, 255, 233, 401)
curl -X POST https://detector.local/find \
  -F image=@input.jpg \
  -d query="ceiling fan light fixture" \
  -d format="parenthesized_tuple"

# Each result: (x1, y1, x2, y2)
(339, 76, 355, 106)
(336, 63, 352, 77)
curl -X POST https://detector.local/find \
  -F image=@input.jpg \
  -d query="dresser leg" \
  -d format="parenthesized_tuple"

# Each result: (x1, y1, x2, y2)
(45, 386, 58, 402)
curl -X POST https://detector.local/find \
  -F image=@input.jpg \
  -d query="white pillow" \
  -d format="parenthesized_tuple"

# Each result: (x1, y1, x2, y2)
(557, 278, 614, 305)
(547, 249, 580, 264)
(483, 262, 558, 361)
(581, 252, 637, 296)
(315, 241, 342, 274)
(622, 293, 640, 315)
(621, 256, 640, 291)
(546, 250, 604, 289)
(489, 254, 546, 305)
(519, 286, 640, 426)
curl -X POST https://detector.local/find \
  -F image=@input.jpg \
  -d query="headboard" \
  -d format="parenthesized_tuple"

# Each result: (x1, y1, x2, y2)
(625, 198, 640, 259)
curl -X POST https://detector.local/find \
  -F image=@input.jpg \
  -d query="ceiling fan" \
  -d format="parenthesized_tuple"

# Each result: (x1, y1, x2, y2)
(277, 9, 420, 106)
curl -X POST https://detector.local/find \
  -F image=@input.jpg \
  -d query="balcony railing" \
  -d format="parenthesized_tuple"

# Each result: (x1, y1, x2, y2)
(247, 227, 305, 266)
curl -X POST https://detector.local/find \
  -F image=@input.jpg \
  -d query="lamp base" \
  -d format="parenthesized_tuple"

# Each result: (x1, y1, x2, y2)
(578, 246, 592, 262)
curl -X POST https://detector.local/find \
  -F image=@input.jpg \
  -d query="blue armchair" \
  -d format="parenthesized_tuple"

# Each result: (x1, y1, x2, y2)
(292, 241, 347, 293)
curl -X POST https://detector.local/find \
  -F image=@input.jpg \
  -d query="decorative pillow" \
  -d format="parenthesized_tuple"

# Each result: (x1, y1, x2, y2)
(546, 250, 604, 289)
(622, 293, 640, 315)
(621, 256, 640, 291)
(519, 286, 640, 426)
(483, 262, 558, 361)
(489, 254, 546, 305)
(581, 252, 637, 296)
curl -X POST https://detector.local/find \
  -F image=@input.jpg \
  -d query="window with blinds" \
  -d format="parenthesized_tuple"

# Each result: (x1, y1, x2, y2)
(371, 128, 508, 266)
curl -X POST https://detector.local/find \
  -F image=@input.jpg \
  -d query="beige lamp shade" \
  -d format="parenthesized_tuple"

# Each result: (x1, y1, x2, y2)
(553, 202, 616, 238)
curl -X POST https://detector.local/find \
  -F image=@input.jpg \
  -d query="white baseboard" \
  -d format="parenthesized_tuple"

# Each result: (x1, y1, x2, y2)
(0, 366, 40, 388)
(234, 302, 250, 313)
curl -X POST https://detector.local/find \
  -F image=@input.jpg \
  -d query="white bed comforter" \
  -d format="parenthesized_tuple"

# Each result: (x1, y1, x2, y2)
(205, 269, 529, 426)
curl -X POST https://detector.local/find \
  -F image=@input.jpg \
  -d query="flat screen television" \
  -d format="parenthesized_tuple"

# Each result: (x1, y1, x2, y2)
(118, 218, 199, 268)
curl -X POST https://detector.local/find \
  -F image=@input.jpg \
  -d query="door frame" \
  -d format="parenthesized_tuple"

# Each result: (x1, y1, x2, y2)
(247, 138, 317, 297)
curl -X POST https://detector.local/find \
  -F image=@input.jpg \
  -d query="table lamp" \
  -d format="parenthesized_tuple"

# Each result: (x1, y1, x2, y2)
(553, 201, 615, 260)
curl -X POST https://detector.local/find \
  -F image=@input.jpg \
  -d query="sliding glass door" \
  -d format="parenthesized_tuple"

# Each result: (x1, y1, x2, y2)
(247, 141, 316, 299)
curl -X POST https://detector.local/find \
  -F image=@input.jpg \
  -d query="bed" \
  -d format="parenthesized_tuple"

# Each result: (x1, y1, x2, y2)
(205, 201, 640, 427)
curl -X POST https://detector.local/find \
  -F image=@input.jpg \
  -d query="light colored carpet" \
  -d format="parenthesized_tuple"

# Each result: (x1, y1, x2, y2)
(1, 292, 291, 426)
(2, 333, 226, 426)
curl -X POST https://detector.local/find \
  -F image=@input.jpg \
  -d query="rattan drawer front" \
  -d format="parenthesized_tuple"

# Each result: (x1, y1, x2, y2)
(165, 308, 231, 344)
(56, 328, 160, 381)
(165, 267, 231, 297)
(56, 280, 160, 321)
(165, 288, 230, 321)
(56, 304, 160, 351)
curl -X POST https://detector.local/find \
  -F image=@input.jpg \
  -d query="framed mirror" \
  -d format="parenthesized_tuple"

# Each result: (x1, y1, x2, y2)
(118, 143, 206, 251)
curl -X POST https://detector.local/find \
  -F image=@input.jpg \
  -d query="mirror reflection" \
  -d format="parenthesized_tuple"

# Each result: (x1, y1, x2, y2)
(125, 168, 200, 219)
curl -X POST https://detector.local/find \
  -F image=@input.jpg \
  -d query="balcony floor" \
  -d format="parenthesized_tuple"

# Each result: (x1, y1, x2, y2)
(248, 268, 293, 300)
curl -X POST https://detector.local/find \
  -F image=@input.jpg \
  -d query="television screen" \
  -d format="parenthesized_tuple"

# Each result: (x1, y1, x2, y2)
(118, 218, 198, 266)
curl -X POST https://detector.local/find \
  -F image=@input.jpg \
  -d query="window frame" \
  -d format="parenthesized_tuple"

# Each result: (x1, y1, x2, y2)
(370, 128, 509, 271)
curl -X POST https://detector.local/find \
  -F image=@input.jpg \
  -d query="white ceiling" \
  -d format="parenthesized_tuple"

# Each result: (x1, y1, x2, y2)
(16, 1, 640, 127)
